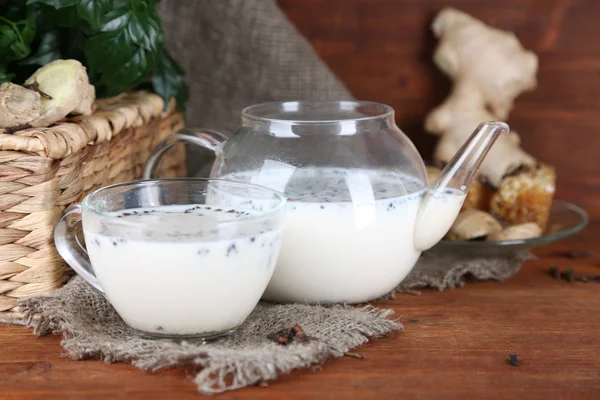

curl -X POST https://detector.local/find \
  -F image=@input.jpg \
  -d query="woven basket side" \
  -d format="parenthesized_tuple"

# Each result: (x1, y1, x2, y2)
(74, 112, 185, 200)
(0, 150, 62, 313)
(0, 93, 185, 319)
(0, 92, 175, 159)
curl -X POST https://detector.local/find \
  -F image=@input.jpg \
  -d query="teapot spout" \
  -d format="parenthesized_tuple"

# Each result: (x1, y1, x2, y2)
(414, 121, 509, 251)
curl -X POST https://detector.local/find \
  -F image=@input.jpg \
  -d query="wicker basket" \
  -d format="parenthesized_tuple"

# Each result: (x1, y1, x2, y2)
(0, 91, 186, 321)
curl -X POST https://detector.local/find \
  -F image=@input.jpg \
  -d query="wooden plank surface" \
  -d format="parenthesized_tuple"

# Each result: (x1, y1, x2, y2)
(277, 0, 600, 203)
(0, 203, 598, 399)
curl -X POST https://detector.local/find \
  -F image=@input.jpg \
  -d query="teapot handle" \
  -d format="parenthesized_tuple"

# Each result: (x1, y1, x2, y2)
(142, 128, 228, 179)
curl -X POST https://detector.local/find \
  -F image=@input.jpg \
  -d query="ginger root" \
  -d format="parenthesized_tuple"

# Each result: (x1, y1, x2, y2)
(0, 59, 95, 131)
(25, 59, 95, 127)
(0, 82, 42, 128)
(445, 209, 502, 241)
(425, 8, 539, 187)
(486, 222, 542, 242)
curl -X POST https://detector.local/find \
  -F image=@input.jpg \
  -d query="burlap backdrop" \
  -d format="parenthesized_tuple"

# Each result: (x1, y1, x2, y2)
(157, 0, 353, 175)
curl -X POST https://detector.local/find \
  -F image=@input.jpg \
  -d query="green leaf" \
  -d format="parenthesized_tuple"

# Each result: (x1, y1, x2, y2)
(20, 23, 36, 43)
(0, 19, 31, 62)
(100, 9, 130, 32)
(127, 11, 160, 52)
(85, 27, 156, 96)
(83, 4, 164, 95)
(26, 0, 77, 9)
(84, 29, 133, 78)
(21, 30, 61, 66)
(76, 0, 109, 32)
(9, 37, 30, 60)
(4, 0, 188, 110)
(84, 26, 155, 95)
(101, 46, 153, 95)
(151, 48, 188, 111)
(19, 8, 37, 43)
(0, 24, 17, 49)
(109, 0, 131, 10)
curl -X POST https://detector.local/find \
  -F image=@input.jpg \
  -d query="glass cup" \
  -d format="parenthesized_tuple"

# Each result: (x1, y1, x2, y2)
(54, 178, 286, 341)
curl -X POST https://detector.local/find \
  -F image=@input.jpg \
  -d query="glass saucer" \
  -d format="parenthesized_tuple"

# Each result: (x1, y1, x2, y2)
(428, 200, 589, 257)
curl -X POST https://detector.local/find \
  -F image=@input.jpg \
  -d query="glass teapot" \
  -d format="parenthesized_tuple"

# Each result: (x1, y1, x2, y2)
(143, 101, 507, 304)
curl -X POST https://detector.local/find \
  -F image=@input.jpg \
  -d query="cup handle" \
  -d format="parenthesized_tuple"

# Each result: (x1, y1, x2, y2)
(142, 128, 228, 179)
(54, 204, 103, 292)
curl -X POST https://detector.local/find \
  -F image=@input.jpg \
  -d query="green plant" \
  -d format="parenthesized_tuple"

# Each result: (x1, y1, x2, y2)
(0, 0, 189, 110)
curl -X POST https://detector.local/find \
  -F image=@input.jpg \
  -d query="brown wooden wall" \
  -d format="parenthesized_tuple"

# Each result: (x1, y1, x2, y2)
(277, 0, 600, 203)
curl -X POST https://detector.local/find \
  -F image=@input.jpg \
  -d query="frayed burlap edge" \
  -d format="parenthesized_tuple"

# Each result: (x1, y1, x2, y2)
(12, 276, 401, 394)
(387, 250, 535, 298)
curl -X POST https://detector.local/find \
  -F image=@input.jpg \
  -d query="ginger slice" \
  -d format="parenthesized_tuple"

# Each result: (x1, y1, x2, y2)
(486, 222, 542, 242)
(24, 59, 96, 128)
(445, 209, 503, 241)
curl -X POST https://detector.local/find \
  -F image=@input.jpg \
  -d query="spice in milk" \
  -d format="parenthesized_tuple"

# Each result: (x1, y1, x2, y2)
(84, 205, 283, 335)
(222, 167, 465, 303)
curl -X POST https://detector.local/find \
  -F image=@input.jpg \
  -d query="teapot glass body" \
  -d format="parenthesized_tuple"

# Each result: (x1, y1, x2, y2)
(144, 101, 507, 303)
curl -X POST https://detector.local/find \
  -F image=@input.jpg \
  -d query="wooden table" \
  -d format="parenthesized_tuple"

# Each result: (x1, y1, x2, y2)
(1, 203, 598, 399)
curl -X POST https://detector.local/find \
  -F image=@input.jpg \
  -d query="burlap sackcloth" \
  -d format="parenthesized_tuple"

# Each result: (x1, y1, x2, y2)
(4, 0, 534, 395)
(11, 249, 531, 395)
